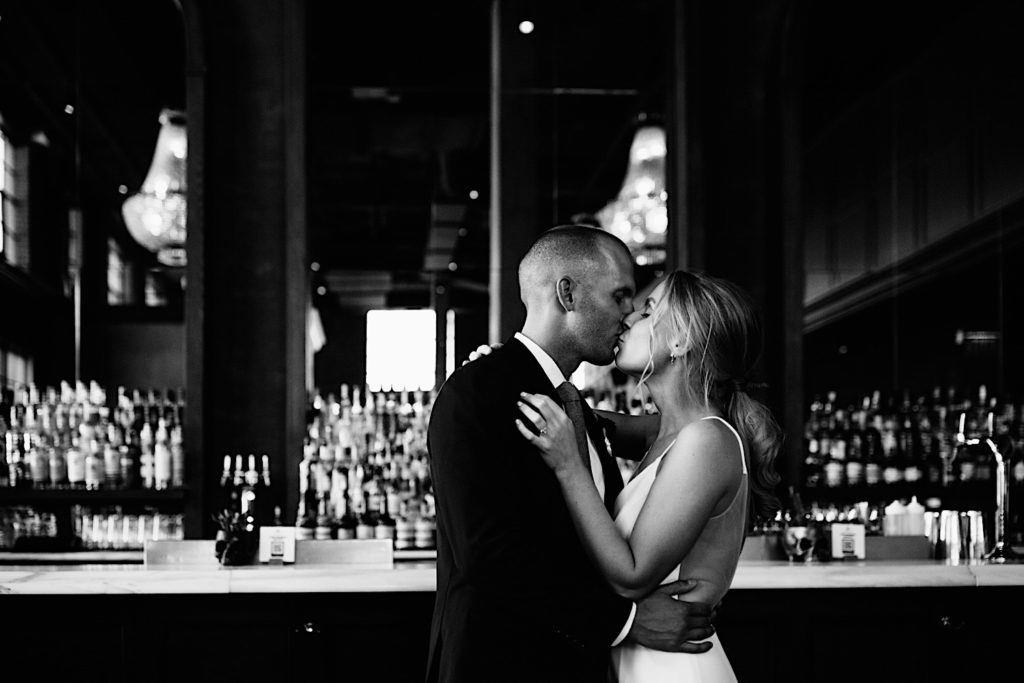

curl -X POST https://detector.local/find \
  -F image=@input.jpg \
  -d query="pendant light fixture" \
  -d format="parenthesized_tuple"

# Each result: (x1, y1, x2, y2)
(596, 123, 668, 266)
(121, 108, 187, 266)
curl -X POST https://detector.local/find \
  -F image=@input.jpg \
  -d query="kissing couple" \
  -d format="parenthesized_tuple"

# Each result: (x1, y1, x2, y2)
(427, 224, 781, 682)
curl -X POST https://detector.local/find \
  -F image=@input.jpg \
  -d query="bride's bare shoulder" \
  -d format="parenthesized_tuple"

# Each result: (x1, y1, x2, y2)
(666, 417, 742, 470)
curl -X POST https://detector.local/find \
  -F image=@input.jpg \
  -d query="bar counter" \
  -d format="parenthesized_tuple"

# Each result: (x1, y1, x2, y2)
(3, 559, 1024, 594)
(2, 557, 1022, 682)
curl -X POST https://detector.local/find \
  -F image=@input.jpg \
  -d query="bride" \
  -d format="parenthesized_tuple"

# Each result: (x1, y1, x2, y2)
(515, 270, 782, 682)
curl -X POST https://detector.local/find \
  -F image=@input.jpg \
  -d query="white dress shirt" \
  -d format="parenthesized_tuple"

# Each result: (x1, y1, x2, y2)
(514, 332, 636, 646)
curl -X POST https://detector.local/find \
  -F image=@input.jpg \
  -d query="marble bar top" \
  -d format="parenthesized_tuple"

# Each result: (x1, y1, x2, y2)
(2, 560, 1024, 595)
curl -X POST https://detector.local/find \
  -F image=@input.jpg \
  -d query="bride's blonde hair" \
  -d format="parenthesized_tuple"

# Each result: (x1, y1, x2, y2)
(638, 271, 781, 525)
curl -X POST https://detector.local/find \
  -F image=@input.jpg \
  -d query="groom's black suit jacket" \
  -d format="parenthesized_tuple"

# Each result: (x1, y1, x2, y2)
(426, 337, 633, 683)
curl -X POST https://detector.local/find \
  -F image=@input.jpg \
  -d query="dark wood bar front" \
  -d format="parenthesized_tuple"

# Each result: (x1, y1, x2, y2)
(3, 560, 1022, 682)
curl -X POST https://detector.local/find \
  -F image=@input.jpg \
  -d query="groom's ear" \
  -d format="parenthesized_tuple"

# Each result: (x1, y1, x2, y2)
(555, 276, 576, 312)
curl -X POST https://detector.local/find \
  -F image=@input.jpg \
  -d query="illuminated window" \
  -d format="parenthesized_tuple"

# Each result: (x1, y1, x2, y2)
(0, 347, 33, 392)
(0, 129, 28, 269)
(366, 309, 437, 392)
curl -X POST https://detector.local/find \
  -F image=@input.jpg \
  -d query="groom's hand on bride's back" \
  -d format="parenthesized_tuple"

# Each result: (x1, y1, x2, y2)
(627, 579, 716, 653)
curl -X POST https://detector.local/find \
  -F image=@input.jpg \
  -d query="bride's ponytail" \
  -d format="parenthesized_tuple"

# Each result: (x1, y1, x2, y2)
(728, 389, 782, 525)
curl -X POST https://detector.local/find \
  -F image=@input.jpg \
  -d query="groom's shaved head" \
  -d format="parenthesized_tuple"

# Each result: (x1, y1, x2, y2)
(518, 225, 630, 306)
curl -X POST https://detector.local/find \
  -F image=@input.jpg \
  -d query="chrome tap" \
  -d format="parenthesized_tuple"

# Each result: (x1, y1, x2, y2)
(971, 412, 1021, 564)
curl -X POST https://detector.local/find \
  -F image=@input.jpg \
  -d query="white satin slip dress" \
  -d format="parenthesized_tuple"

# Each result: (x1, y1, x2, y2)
(610, 415, 748, 683)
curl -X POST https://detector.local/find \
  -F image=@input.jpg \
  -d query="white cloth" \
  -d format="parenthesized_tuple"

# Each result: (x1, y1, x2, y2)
(610, 416, 747, 682)
(513, 332, 636, 646)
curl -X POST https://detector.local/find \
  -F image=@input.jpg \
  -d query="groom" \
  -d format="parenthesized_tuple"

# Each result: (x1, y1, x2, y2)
(426, 225, 715, 682)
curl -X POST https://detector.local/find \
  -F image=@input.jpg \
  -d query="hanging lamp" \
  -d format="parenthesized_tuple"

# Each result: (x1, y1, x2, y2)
(121, 108, 187, 267)
(596, 124, 668, 266)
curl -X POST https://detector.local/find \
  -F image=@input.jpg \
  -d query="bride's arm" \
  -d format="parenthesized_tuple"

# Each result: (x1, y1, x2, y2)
(517, 394, 735, 600)
(594, 409, 660, 462)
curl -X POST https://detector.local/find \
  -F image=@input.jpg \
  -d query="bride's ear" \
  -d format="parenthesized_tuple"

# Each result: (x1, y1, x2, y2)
(556, 277, 576, 312)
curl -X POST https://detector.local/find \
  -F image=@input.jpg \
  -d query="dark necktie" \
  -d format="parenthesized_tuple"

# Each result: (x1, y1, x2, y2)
(556, 382, 594, 476)
(557, 382, 624, 510)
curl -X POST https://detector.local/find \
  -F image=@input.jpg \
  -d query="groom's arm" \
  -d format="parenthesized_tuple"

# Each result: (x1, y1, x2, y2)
(595, 410, 660, 462)
(627, 580, 716, 652)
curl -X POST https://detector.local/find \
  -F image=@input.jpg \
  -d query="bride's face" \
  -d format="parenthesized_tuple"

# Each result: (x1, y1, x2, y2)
(615, 280, 670, 376)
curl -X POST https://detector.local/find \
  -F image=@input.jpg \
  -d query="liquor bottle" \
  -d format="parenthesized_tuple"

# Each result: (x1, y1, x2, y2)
(120, 428, 140, 490)
(67, 436, 86, 489)
(375, 485, 397, 543)
(153, 417, 171, 490)
(863, 397, 883, 487)
(845, 405, 865, 487)
(354, 486, 374, 540)
(395, 500, 415, 550)
(78, 398, 97, 447)
(84, 438, 103, 490)
(260, 453, 271, 488)
(296, 445, 317, 538)
(917, 401, 941, 485)
(315, 497, 333, 539)
(803, 394, 825, 488)
(170, 424, 185, 488)
(935, 405, 955, 487)
(414, 499, 437, 550)
(880, 404, 902, 485)
(139, 420, 155, 489)
(219, 454, 236, 512)
(240, 454, 260, 534)
(823, 403, 845, 489)
(104, 424, 122, 490)
(28, 443, 49, 489)
(900, 414, 922, 484)
(335, 491, 357, 540)
(48, 436, 68, 488)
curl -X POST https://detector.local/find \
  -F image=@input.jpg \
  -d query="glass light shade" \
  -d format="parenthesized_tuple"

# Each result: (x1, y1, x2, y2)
(121, 109, 187, 267)
(596, 125, 668, 264)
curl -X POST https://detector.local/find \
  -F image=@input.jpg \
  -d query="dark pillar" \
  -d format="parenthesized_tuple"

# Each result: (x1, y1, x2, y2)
(182, 0, 307, 536)
(431, 275, 451, 391)
(667, 0, 805, 494)
(489, 0, 540, 343)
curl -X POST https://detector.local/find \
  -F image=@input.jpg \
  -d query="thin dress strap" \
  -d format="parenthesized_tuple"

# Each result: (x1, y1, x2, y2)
(701, 415, 747, 474)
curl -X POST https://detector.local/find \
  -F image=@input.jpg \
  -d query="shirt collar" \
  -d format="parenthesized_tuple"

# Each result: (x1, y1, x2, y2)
(514, 332, 568, 389)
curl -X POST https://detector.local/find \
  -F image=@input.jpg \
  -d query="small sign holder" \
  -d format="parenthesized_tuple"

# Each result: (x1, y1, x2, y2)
(258, 526, 297, 564)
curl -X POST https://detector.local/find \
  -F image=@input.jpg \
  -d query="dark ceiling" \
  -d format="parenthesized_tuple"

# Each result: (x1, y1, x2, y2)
(0, 0, 674, 314)
(0, 0, 988, 316)
(305, 0, 673, 311)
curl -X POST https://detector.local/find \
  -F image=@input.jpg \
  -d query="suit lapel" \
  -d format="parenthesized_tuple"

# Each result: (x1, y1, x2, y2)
(505, 338, 622, 510)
